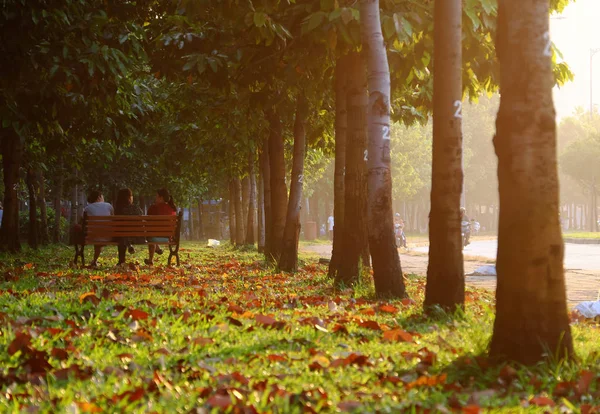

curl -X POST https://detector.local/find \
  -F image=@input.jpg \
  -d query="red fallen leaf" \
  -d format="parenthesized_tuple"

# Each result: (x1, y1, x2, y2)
(112, 387, 145, 404)
(581, 404, 599, 414)
(553, 381, 573, 397)
(255, 314, 276, 326)
(192, 337, 214, 346)
(76, 402, 102, 413)
(47, 327, 64, 336)
(117, 353, 134, 361)
(401, 298, 416, 306)
(228, 303, 244, 313)
(268, 354, 287, 362)
(8, 332, 32, 355)
(126, 309, 149, 320)
(359, 320, 381, 331)
(418, 348, 437, 366)
(378, 305, 398, 314)
(23, 263, 34, 270)
(406, 374, 447, 390)
(131, 329, 153, 343)
(227, 317, 243, 327)
(206, 394, 232, 408)
(462, 405, 481, 414)
(383, 329, 414, 343)
(499, 365, 518, 382)
(53, 365, 93, 381)
(154, 348, 170, 355)
(338, 401, 362, 412)
(332, 324, 349, 335)
(578, 370, 595, 395)
(530, 396, 555, 407)
(79, 291, 98, 304)
(308, 361, 326, 371)
(231, 372, 249, 385)
(22, 349, 52, 375)
(331, 353, 371, 368)
(51, 348, 69, 361)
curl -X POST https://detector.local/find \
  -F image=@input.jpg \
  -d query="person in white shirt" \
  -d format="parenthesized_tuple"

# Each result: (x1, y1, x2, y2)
(83, 190, 114, 267)
(327, 212, 334, 240)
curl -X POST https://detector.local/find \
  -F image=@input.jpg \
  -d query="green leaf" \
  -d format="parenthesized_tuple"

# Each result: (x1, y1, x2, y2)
(2, 119, 10, 128)
(253, 12, 268, 28)
(306, 12, 326, 33)
(341, 8, 353, 25)
(49, 65, 59, 78)
(465, 9, 481, 30)
(382, 15, 396, 40)
(329, 9, 342, 21)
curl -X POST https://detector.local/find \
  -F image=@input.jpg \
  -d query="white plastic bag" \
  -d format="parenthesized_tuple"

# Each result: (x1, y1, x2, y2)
(208, 239, 220, 247)
(574, 301, 600, 319)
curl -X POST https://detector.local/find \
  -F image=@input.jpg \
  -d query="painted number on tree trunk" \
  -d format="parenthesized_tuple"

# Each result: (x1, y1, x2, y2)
(543, 32, 552, 57)
(298, 174, 304, 184)
(382, 126, 391, 140)
(453, 100, 463, 119)
(364, 150, 368, 161)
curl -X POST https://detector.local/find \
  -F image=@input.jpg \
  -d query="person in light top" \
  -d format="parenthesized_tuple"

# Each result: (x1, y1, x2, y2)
(145, 188, 177, 265)
(84, 190, 114, 267)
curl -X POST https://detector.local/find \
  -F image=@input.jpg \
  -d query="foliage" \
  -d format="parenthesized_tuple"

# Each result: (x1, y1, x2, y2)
(18, 206, 68, 241)
(0, 243, 598, 411)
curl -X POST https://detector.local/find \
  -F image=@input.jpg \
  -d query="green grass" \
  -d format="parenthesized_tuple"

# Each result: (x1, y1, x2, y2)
(563, 231, 600, 239)
(0, 242, 599, 412)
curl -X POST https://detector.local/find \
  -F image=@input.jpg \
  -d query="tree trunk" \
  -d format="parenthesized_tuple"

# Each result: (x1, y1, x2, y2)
(257, 153, 266, 252)
(234, 177, 244, 245)
(69, 171, 78, 229)
(245, 152, 257, 245)
(198, 198, 204, 240)
(267, 108, 288, 261)
(228, 180, 236, 244)
(279, 95, 308, 272)
(489, 0, 573, 364)
(360, 0, 405, 298)
(53, 159, 64, 243)
(0, 131, 22, 252)
(424, 0, 464, 311)
(36, 170, 49, 244)
(26, 168, 39, 249)
(329, 56, 349, 279)
(242, 176, 250, 238)
(261, 137, 273, 259)
(310, 192, 320, 236)
(335, 52, 370, 287)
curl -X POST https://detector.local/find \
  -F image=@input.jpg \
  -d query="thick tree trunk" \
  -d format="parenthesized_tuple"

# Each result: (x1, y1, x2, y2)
(279, 95, 308, 272)
(424, 0, 465, 311)
(329, 57, 349, 279)
(489, 0, 573, 364)
(267, 108, 287, 261)
(335, 52, 370, 287)
(53, 160, 64, 243)
(36, 170, 49, 244)
(234, 177, 244, 245)
(245, 152, 257, 245)
(26, 168, 39, 249)
(228, 180, 236, 244)
(69, 171, 78, 228)
(242, 176, 250, 238)
(257, 154, 266, 252)
(360, 0, 405, 298)
(0, 131, 22, 252)
(261, 137, 273, 259)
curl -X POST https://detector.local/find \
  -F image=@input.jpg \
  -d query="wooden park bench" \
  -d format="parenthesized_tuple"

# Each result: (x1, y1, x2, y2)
(73, 212, 183, 266)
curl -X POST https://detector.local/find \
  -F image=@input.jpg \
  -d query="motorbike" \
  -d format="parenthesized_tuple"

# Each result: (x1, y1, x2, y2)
(461, 220, 471, 249)
(395, 224, 407, 248)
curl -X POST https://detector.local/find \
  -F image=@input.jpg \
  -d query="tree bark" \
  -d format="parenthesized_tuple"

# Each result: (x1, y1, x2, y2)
(267, 108, 287, 261)
(335, 52, 370, 287)
(279, 95, 308, 272)
(257, 152, 266, 252)
(26, 168, 39, 249)
(245, 152, 257, 245)
(69, 170, 78, 228)
(228, 180, 236, 245)
(0, 131, 22, 252)
(329, 56, 349, 279)
(234, 177, 244, 245)
(424, 0, 465, 311)
(36, 170, 49, 244)
(241, 176, 250, 238)
(53, 159, 64, 243)
(198, 198, 204, 240)
(261, 137, 273, 259)
(360, 0, 405, 298)
(489, 0, 574, 364)
(310, 192, 320, 235)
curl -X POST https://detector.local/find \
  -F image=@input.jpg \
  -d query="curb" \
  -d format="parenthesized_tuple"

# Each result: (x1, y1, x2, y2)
(564, 238, 600, 245)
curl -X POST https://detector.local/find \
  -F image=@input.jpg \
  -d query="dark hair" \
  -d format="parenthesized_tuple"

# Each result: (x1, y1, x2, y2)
(115, 188, 133, 213)
(87, 190, 102, 204)
(157, 188, 177, 211)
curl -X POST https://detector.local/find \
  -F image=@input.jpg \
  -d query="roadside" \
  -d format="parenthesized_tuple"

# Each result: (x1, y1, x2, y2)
(300, 243, 600, 306)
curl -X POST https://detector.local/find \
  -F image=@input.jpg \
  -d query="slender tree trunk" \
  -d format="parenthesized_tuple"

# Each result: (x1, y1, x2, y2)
(424, 0, 464, 311)
(261, 137, 273, 259)
(245, 152, 257, 245)
(360, 0, 405, 298)
(53, 159, 64, 243)
(198, 198, 204, 240)
(0, 131, 22, 252)
(489, 0, 573, 364)
(234, 177, 244, 245)
(228, 180, 236, 245)
(69, 171, 78, 228)
(242, 176, 250, 238)
(26, 168, 39, 249)
(36, 170, 49, 244)
(267, 108, 287, 261)
(335, 52, 370, 287)
(310, 192, 320, 236)
(279, 95, 308, 272)
(257, 154, 266, 252)
(329, 56, 349, 279)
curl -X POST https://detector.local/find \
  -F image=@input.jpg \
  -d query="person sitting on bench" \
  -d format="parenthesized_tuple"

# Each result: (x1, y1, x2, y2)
(115, 188, 143, 264)
(84, 190, 114, 267)
(145, 188, 177, 265)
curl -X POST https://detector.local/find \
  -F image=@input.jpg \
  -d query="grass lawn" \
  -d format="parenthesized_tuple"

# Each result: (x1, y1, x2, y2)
(563, 232, 600, 239)
(0, 242, 599, 412)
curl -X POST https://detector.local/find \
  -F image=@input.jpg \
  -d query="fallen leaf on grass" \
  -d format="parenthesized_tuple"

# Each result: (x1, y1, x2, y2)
(8, 332, 32, 355)
(529, 395, 555, 407)
(79, 292, 99, 305)
(338, 401, 362, 412)
(76, 402, 102, 413)
(406, 374, 447, 390)
(192, 337, 214, 346)
(112, 387, 145, 404)
(359, 320, 381, 331)
(207, 394, 232, 409)
(378, 304, 398, 314)
(268, 354, 287, 362)
(126, 309, 149, 321)
(578, 370, 595, 395)
(382, 329, 414, 343)
(50, 348, 69, 361)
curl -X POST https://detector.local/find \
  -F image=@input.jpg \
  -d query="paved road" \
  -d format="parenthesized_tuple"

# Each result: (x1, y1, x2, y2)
(414, 240, 600, 271)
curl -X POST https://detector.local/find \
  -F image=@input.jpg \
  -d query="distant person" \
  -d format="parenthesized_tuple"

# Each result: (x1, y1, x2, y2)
(327, 212, 334, 240)
(0, 202, 3, 227)
(84, 190, 114, 267)
(145, 188, 177, 265)
(460, 207, 471, 246)
(115, 188, 143, 264)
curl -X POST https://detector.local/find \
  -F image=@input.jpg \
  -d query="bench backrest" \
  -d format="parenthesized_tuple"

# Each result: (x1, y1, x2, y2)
(83, 213, 182, 243)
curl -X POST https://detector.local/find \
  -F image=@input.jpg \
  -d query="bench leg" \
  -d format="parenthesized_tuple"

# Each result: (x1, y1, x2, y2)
(168, 244, 180, 266)
(74, 245, 85, 266)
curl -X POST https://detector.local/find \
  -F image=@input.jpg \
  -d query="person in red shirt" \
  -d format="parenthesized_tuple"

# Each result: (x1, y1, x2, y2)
(145, 188, 177, 265)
